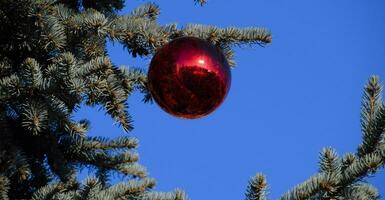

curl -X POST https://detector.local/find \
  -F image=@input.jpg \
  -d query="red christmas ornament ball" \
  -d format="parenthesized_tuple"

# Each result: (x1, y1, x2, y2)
(148, 37, 231, 119)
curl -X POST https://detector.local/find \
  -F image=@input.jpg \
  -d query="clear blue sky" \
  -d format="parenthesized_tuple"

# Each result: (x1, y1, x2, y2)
(76, 1, 385, 199)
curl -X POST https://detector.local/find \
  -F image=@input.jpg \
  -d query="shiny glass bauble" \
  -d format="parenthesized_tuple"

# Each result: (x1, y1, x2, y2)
(148, 37, 231, 119)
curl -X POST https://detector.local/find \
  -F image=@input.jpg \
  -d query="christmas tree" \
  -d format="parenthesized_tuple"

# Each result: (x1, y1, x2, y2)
(0, 0, 271, 199)
(0, 0, 384, 200)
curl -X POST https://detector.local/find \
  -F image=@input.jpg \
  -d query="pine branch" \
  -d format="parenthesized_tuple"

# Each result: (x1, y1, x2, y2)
(181, 24, 272, 46)
(0, 176, 10, 200)
(316, 148, 342, 199)
(105, 178, 156, 198)
(108, 6, 271, 59)
(109, 16, 172, 57)
(130, 3, 160, 21)
(19, 58, 44, 90)
(41, 15, 67, 50)
(358, 76, 385, 157)
(341, 148, 385, 186)
(20, 101, 48, 135)
(82, 136, 139, 150)
(279, 130, 385, 200)
(319, 147, 341, 174)
(139, 189, 187, 200)
(75, 56, 113, 78)
(32, 181, 78, 200)
(102, 80, 133, 132)
(78, 177, 103, 199)
(32, 177, 174, 200)
(0, 74, 21, 101)
(280, 173, 341, 200)
(31, 182, 63, 200)
(245, 174, 268, 200)
(343, 184, 379, 200)
(279, 76, 385, 200)
(62, 135, 145, 177)
(341, 153, 357, 172)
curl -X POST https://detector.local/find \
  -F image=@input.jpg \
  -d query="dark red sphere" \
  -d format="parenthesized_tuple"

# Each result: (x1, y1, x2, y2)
(148, 37, 231, 119)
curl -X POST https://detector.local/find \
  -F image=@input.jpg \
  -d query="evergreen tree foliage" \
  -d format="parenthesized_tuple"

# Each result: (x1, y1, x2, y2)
(2, 0, 383, 199)
(0, 0, 271, 199)
(245, 76, 385, 200)
(245, 174, 268, 200)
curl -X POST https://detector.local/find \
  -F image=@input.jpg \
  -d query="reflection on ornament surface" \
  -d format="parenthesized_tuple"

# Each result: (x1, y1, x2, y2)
(148, 37, 231, 119)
